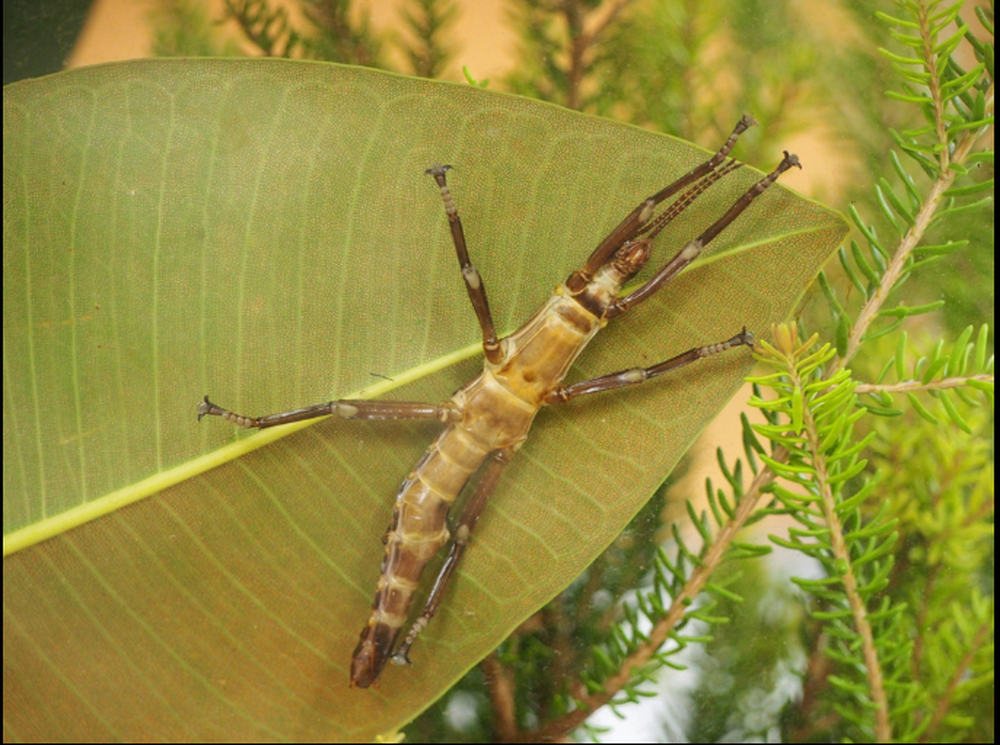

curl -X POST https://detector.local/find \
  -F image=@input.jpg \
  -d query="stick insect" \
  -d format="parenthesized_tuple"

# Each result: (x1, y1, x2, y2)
(198, 114, 800, 688)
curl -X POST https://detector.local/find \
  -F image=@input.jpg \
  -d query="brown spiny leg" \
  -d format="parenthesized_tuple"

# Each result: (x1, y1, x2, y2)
(544, 329, 755, 404)
(197, 396, 462, 428)
(565, 114, 758, 294)
(425, 164, 502, 365)
(390, 447, 515, 667)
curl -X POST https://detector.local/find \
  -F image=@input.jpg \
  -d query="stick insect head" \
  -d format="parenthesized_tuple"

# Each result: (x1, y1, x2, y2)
(566, 238, 653, 319)
(608, 239, 653, 284)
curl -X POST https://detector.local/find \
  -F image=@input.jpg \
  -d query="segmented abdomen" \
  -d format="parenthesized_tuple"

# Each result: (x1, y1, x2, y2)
(350, 422, 490, 687)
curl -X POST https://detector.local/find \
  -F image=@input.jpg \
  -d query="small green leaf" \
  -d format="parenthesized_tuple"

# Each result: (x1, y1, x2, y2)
(940, 391, 973, 433)
(877, 47, 922, 65)
(974, 324, 989, 370)
(966, 379, 993, 393)
(851, 239, 881, 284)
(836, 315, 851, 358)
(791, 388, 804, 433)
(895, 332, 908, 380)
(944, 178, 995, 197)
(887, 29, 928, 49)
(878, 300, 947, 318)
(932, 196, 993, 223)
(835, 477, 879, 514)
(934, 24, 969, 58)
(890, 150, 923, 208)
(461, 65, 488, 88)
(878, 177, 915, 224)
(827, 459, 869, 485)
(792, 575, 843, 589)
(947, 326, 974, 375)
(818, 270, 846, 316)
(848, 207, 886, 257)
(907, 392, 940, 423)
(912, 240, 968, 256)
(875, 11, 920, 30)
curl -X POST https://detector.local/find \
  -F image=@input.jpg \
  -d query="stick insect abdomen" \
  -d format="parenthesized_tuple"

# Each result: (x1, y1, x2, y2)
(351, 421, 491, 688)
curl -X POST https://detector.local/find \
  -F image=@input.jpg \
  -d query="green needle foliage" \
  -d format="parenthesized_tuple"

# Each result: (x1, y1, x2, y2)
(399, 0, 460, 79)
(139, 0, 993, 741)
(155, 0, 456, 78)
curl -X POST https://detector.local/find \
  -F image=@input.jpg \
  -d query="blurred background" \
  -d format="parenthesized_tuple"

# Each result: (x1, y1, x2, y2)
(4, 1, 993, 741)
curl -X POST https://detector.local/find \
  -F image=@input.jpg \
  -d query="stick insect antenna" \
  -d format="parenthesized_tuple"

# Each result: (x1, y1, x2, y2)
(634, 159, 744, 242)
(565, 114, 757, 293)
(605, 151, 801, 318)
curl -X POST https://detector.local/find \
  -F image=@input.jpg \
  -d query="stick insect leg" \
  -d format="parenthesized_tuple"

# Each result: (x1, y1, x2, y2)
(425, 164, 503, 365)
(391, 447, 515, 666)
(197, 396, 462, 428)
(565, 114, 758, 293)
(605, 152, 801, 319)
(545, 328, 755, 405)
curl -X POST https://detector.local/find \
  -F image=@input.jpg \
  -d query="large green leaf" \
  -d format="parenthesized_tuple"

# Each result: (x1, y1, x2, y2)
(3, 59, 847, 741)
